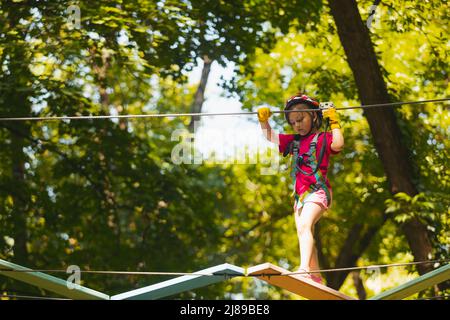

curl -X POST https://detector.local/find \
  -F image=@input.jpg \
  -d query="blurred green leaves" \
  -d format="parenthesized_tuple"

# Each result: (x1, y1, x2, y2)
(0, 0, 448, 300)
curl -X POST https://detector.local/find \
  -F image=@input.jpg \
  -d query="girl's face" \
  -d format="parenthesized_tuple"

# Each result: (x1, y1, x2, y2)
(288, 104, 316, 136)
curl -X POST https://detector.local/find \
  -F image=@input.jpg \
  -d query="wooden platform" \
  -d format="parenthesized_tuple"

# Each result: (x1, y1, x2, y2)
(247, 263, 356, 300)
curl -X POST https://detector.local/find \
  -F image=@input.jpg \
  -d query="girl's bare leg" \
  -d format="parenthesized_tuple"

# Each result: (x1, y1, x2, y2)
(295, 202, 324, 273)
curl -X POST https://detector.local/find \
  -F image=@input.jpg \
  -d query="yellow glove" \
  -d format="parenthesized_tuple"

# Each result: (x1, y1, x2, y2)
(257, 107, 272, 123)
(322, 106, 340, 130)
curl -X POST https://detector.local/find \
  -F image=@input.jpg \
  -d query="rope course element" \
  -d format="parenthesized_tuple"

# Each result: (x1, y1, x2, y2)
(0, 259, 448, 278)
(0, 294, 70, 300)
(0, 98, 448, 122)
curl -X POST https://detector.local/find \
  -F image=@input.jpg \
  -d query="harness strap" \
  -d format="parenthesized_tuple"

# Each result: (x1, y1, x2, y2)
(289, 130, 331, 206)
(290, 134, 301, 196)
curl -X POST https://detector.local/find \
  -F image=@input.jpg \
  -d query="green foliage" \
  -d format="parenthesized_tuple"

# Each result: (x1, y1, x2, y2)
(0, 0, 448, 300)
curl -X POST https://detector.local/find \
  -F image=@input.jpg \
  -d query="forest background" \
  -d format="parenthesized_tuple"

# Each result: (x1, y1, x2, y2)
(0, 0, 448, 299)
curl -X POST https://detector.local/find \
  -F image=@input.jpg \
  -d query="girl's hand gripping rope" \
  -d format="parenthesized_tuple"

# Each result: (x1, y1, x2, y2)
(320, 102, 340, 130)
(257, 107, 272, 123)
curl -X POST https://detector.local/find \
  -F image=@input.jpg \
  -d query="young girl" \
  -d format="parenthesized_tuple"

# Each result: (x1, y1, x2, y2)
(257, 94, 344, 285)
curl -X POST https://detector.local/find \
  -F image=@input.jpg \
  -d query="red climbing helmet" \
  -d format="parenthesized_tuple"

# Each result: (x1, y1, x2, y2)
(284, 93, 322, 128)
(286, 94, 320, 109)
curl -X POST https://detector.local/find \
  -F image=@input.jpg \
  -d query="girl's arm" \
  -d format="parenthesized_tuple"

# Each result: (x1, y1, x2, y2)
(330, 127, 344, 152)
(260, 120, 279, 145)
(322, 105, 344, 152)
(257, 107, 279, 145)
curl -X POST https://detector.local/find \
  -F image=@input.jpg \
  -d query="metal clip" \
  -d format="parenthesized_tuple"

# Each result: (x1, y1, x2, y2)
(319, 101, 335, 110)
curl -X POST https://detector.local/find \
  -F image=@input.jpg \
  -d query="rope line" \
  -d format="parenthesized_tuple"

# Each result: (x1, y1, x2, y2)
(1, 293, 447, 300)
(287, 259, 450, 276)
(0, 259, 447, 277)
(2, 292, 447, 300)
(0, 98, 448, 122)
(415, 294, 450, 300)
(2, 293, 447, 300)
(0, 294, 70, 300)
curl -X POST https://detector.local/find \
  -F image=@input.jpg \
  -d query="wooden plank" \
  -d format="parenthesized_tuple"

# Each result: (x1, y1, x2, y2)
(111, 263, 244, 300)
(369, 263, 450, 300)
(0, 258, 109, 300)
(247, 263, 356, 300)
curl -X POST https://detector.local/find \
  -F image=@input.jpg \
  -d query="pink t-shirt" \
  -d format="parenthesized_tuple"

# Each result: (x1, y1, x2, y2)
(278, 132, 339, 196)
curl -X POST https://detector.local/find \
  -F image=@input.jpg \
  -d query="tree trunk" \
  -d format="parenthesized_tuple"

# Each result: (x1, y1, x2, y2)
(3, 6, 33, 266)
(352, 271, 367, 300)
(325, 214, 387, 290)
(89, 46, 122, 254)
(188, 56, 212, 133)
(328, 0, 434, 280)
(9, 128, 29, 266)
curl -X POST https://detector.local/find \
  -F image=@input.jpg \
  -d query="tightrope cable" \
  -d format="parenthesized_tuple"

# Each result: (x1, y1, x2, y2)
(0, 259, 448, 277)
(0, 98, 448, 122)
(0, 294, 70, 300)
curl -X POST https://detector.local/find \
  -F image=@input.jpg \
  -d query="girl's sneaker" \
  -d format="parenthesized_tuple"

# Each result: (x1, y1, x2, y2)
(296, 268, 313, 280)
(310, 274, 324, 285)
(296, 268, 324, 285)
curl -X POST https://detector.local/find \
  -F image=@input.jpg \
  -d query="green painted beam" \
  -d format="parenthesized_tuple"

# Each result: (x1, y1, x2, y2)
(369, 263, 450, 300)
(111, 263, 244, 300)
(0, 258, 109, 300)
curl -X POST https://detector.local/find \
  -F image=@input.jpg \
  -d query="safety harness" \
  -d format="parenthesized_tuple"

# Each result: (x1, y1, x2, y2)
(284, 121, 331, 208)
